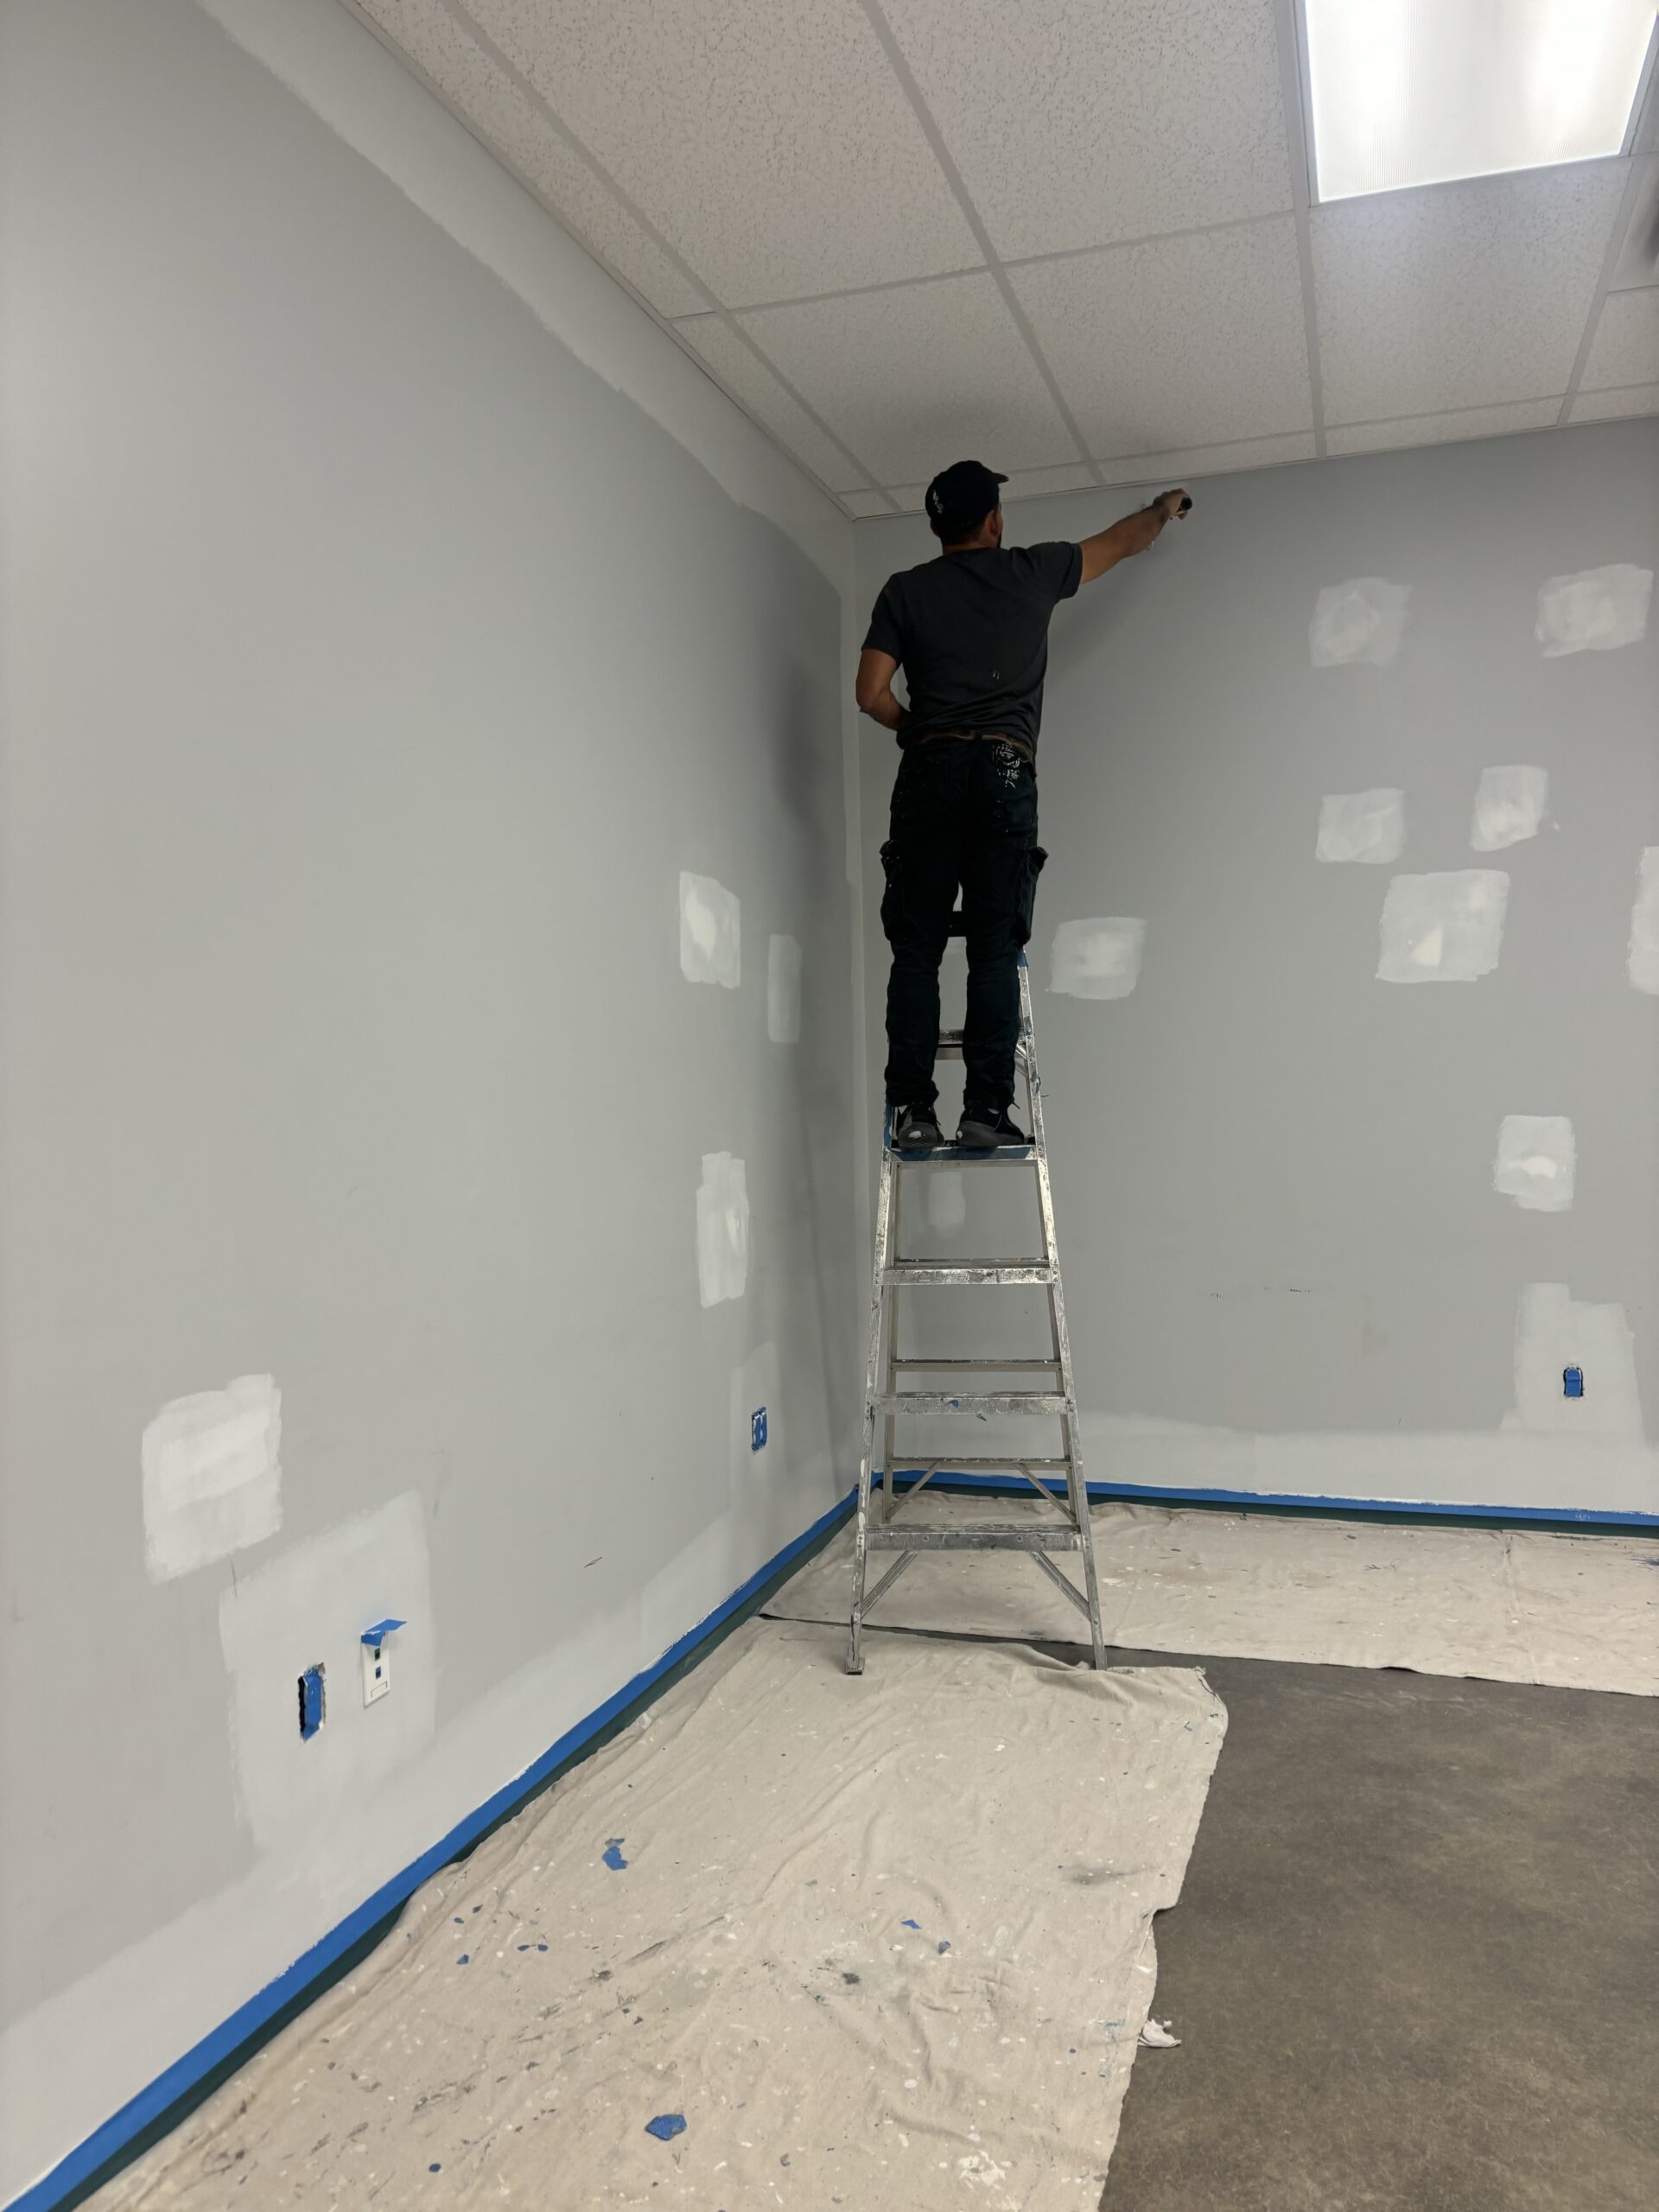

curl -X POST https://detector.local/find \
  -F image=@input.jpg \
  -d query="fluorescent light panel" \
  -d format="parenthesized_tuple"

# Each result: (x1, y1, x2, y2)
(1304, 0, 1657, 201)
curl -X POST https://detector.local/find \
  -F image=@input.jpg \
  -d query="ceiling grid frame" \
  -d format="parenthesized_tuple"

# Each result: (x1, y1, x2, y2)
(346, 0, 1659, 517)
(853, 0, 1105, 488)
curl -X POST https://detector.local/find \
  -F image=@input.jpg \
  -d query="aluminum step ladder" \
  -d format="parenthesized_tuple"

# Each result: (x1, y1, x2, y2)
(847, 951, 1106, 1673)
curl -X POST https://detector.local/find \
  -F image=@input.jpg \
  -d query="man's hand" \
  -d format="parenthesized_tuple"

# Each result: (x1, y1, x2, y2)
(855, 647, 906, 732)
(1077, 487, 1192, 583)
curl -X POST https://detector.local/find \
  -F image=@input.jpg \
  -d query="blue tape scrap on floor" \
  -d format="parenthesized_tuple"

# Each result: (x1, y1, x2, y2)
(8, 1488, 856, 2212)
(16, 1463, 1655, 2210)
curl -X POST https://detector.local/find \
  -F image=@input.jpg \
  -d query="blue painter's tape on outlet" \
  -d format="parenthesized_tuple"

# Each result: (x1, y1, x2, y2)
(1563, 1367, 1584, 1398)
(299, 1667, 325, 1741)
(360, 1618, 405, 1648)
(751, 1407, 767, 1452)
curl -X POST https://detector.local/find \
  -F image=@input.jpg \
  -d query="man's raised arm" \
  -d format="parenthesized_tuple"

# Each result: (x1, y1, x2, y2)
(1077, 487, 1192, 585)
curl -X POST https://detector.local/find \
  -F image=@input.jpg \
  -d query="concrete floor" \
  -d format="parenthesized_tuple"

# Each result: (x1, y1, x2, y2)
(1087, 1644, 1659, 2212)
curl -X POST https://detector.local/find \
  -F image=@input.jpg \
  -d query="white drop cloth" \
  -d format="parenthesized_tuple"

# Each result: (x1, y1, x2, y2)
(767, 1499, 1659, 1696)
(95, 1621, 1226, 2211)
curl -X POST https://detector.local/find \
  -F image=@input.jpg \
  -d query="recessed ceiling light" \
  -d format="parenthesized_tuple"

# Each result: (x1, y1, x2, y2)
(1303, 0, 1658, 202)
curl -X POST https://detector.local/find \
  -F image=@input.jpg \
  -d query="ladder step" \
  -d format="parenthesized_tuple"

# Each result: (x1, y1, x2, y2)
(890, 1357, 1060, 1371)
(887, 1144, 1036, 1162)
(883, 1262, 1055, 1286)
(886, 1456, 1072, 1473)
(866, 1524, 1082, 1551)
(873, 1391, 1069, 1415)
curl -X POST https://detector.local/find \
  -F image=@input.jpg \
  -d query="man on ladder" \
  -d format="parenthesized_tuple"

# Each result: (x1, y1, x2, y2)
(845, 462, 1191, 1675)
(855, 460, 1191, 1148)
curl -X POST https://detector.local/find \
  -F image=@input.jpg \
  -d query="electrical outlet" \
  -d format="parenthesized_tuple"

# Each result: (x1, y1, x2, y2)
(298, 1663, 326, 1739)
(360, 1618, 405, 1707)
(1563, 1366, 1585, 1399)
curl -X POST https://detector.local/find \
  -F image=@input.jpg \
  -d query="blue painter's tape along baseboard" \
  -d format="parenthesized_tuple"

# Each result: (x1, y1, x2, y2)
(882, 1467, 1659, 1529)
(8, 1488, 856, 2212)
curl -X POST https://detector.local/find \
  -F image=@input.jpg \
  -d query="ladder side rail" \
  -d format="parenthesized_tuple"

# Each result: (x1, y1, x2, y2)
(1021, 960, 1108, 1667)
(847, 1141, 896, 1676)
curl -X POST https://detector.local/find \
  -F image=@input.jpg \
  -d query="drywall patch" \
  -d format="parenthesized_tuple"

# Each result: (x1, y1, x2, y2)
(1470, 766, 1548, 851)
(926, 1169, 967, 1236)
(219, 1492, 435, 1855)
(1535, 563, 1652, 656)
(1377, 870, 1509, 982)
(1505, 1284, 1644, 1441)
(767, 933, 802, 1042)
(1317, 789, 1404, 864)
(679, 873, 741, 988)
(1493, 1116, 1576, 1213)
(1629, 848, 1659, 994)
(142, 1375, 283, 1582)
(1051, 918, 1146, 1001)
(1309, 578, 1410, 667)
(696, 1152, 749, 1306)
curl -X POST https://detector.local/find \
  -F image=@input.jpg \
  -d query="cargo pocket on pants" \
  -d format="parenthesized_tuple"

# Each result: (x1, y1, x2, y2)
(879, 838, 903, 944)
(1016, 843, 1047, 949)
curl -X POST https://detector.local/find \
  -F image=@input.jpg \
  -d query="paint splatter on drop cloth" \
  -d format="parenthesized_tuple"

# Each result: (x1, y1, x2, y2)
(900, 1918, 920, 1929)
(645, 2113, 687, 2142)
(603, 1839, 628, 1871)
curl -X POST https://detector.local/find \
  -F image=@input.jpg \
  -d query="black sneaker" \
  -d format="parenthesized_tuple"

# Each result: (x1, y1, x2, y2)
(892, 1103, 944, 1149)
(957, 1103, 1029, 1149)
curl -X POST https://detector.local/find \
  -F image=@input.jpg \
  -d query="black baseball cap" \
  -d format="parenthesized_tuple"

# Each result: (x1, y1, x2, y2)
(925, 459, 1007, 531)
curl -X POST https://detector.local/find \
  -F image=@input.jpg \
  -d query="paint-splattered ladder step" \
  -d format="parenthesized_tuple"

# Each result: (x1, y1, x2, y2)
(871, 1391, 1070, 1416)
(881, 1262, 1055, 1286)
(865, 1523, 1083, 1551)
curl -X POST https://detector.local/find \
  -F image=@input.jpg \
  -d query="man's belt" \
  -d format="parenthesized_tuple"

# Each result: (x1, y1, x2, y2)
(910, 728, 1035, 765)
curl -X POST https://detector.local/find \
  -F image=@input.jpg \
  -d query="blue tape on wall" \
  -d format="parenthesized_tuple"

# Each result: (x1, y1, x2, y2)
(7, 1489, 855, 2212)
(881, 1467, 1659, 1529)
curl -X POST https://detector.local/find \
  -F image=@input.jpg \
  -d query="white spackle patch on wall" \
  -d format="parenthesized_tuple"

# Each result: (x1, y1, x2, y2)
(219, 1492, 435, 1855)
(1308, 577, 1411, 667)
(696, 1151, 749, 1306)
(1051, 917, 1146, 1001)
(1504, 1283, 1644, 1441)
(1376, 870, 1509, 982)
(1493, 1115, 1576, 1212)
(766, 932, 802, 1042)
(728, 1339, 781, 1510)
(1316, 788, 1404, 864)
(1535, 563, 1652, 656)
(1629, 848, 1659, 995)
(925, 1168, 967, 1236)
(1470, 766, 1548, 851)
(142, 1375, 283, 1583)
(678, 872, 741, 989)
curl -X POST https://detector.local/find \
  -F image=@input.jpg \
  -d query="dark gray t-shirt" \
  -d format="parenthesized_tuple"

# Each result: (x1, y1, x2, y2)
(862, 540, 1083, 756)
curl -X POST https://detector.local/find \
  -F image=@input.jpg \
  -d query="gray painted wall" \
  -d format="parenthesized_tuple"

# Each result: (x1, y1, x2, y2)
(855, 423, 1658, 1517)
(0, 0, 860, 2190)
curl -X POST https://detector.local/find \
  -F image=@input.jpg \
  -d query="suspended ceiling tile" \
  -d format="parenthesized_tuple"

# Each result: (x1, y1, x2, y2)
(1313, 165, 1629, 424)
(886, 485, 929, 511)
(674, 314, 874, 492)
(1096, 431, 1316, 482)
(1010, 219, 1312, 454)
(880, 0, 1292, 259)
(842, 489, 897, 517)
(735, 273, 1077, 486)
(1579, 286, 1659, 391)
(1567, 381, 1659, 422)
(461, 0, 980, 306)
(1325, 399, 1563, 456)
(355, 0, 707, 315)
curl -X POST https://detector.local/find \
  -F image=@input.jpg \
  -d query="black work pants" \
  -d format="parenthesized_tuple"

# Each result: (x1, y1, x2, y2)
(880, 739, 1044, 1111)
